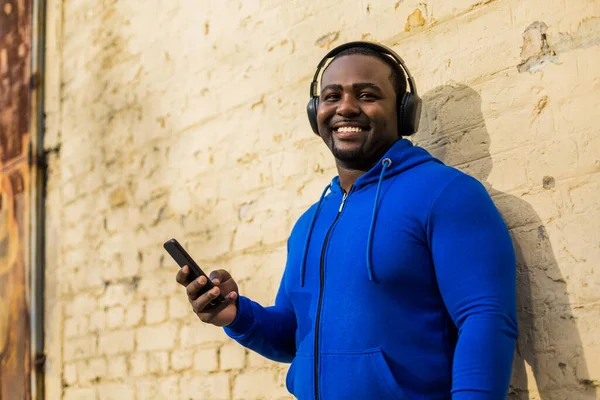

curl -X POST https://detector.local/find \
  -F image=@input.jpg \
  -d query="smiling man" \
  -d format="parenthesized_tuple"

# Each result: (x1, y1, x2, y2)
(176, 42, 518, 399)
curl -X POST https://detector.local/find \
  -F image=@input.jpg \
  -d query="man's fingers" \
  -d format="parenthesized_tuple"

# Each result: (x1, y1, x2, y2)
(209, 269, 232, 284)
(175, 265, 191, 286)
(226, 291, 238, 302)
(186, 275, 209, 299)
(209, 269, 238, 295)
(191, 286, 223, 315)
(196, 293, 236, 323)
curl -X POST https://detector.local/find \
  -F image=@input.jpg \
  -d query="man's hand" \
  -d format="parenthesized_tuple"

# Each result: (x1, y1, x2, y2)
(176, 267, 239, 327)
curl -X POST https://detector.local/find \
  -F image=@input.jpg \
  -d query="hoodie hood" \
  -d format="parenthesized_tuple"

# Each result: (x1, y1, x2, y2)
(300, 138, 441, 286)
(329, 139, 438, 194)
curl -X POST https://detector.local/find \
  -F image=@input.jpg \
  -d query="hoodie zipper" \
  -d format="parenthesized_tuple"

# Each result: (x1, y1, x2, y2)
(314, 192, 347, 400)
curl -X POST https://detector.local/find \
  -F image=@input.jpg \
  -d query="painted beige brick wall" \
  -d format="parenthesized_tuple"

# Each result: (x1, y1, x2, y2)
(42, 0, 599, 399)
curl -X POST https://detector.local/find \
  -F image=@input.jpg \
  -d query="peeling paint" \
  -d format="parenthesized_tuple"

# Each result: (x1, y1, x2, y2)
(518, 18, 600, 73)
(517, 22, 557, 73)
(550, 17, 600, 53)
(405, 9, 426, 32)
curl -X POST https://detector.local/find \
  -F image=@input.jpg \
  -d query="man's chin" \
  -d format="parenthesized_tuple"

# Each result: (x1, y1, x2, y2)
(331, 145, 365, 165)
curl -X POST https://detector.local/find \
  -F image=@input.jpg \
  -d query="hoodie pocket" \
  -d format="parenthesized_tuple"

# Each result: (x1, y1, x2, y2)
(286, 353, 314, 400)
(320, 348, 411, 400)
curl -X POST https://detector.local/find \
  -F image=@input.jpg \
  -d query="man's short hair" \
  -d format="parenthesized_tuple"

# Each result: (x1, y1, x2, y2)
(322, 46, 408, 99)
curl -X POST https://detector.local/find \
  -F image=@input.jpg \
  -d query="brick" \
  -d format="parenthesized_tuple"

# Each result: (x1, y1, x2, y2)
(161, 375, 181, 398)
(106, 306, 125, 329)
(525, 139, 579, 187)
(148, 351, 170, 374)
(242, 273, 280, 307)
(106, 355, 128, 379)
(179, 372, 230, 400)
(581, 346, 600, 383)
(220, 343, 246, 370)
(168, 295, 191, 320)
(548, 213, 600, 305)
(64, 336, 96, 361)
(65, 293, 97, 317)
(136, 271, 180, 298)
(64, 387, 97, 400)
(98, 283, 135, 308)
(247, 350, 271, 368)
(65, 263, 106, 293)
(136, 376, 180, 399)
(233, 369, 290, 400)
(159, 375, 181, 398)
(135, 378, 160, 400)
(129, 352, 148, 377)
(65, 316, 89, 338)
(138, 245, 166, 272)
(77, 358, 108, 384)
(180, 323, 228, 348)
(136, 321, 179, 351)
(64, 362, 78, 386)
(568, 177, 600, 216)
(193, 348, 219, 373)
(89, 310, 106, 332)
(170, 349, 193, 371)
(97, 330, 135, 356)
(146, 298, 168, 324)
(103, 209, 132, 239)
(124, 302, 145, 327)
(63, 194, 97, 226)
(97, 383, 135, 400)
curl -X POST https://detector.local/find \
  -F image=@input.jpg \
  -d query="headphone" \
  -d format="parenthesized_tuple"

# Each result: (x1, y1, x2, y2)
(307, 41, 422, 136)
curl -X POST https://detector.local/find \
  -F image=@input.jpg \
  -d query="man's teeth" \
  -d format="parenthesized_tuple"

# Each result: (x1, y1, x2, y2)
(336, 127, 364, 132)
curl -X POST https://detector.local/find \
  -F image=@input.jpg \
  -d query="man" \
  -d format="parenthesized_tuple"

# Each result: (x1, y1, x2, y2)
(176, 41, 517, 399)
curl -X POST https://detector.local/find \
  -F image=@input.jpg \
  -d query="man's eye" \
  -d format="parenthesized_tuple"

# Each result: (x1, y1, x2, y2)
(324, 94, 340, 101)
(360, 93, 376, 99)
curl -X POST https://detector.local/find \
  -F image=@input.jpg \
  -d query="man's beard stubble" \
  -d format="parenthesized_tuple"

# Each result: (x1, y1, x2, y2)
(329, 135, 394, 171)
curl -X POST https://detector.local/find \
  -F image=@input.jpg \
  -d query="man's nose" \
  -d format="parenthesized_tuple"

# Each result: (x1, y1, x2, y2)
(336, 94, 360, 117)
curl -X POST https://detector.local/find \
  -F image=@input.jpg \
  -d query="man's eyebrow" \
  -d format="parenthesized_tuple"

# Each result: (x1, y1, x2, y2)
(353, 82, 382, 91)
(320, 82, 383, 94)
(320, 84, 343, 93)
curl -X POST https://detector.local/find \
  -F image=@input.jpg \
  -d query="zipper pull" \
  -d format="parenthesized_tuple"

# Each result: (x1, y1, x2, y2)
(338, 193, 348, 213)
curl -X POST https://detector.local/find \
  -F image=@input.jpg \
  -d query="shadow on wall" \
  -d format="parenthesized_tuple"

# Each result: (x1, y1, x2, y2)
(414, 83, 598, 399)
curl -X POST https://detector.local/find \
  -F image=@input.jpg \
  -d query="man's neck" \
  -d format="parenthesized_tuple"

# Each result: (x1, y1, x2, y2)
(336, 166, 368, 193)
(334, 139, 400, 192)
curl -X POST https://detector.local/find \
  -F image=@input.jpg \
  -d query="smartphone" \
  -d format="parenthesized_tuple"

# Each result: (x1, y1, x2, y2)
(163, 238, 225, 308)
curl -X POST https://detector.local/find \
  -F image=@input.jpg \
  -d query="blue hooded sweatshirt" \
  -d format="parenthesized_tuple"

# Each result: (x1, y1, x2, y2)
(225, 139, 518, 399)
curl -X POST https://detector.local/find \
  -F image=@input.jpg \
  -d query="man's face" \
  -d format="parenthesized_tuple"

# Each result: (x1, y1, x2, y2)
(316, 54, 399, 169)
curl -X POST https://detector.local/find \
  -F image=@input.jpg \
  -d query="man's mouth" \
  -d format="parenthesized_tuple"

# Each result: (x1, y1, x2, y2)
(335, 126, 365, 133)
(333, 125, 369, 138)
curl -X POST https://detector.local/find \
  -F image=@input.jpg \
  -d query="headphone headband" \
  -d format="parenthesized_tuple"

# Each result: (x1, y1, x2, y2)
(309, 41, 418, 98)
(306, 40, 422, 136)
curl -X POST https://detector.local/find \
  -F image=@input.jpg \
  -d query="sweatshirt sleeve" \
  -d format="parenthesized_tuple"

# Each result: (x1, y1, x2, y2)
(223, 267, 296, 363)
(427, 173, 518, 399)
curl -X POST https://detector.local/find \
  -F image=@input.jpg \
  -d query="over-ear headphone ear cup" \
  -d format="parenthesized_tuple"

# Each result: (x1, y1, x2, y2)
(397, 92, 422, 136)
(307, 97, 320, 135)
(404, 93, 422, 136)
(397, 92, 408, 136)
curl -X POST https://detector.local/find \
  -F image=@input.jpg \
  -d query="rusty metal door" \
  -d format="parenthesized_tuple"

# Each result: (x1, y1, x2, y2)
(0, 0, 33, 398)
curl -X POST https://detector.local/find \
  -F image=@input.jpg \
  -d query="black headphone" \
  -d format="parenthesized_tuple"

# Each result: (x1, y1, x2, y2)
(306, 41, 422, 136)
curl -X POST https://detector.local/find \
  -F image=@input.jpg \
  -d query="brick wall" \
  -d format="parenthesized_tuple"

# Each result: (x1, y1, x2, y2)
(43, 0, 600, 399)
